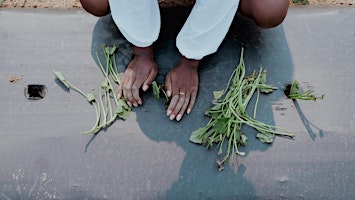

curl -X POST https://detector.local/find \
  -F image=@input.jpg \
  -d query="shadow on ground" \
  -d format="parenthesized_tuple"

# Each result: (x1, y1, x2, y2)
(89, 8, 293, 199)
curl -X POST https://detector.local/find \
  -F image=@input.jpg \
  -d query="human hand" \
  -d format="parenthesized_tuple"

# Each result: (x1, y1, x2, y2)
(165, 56, 199, 121)
(118, 46, 158, 107)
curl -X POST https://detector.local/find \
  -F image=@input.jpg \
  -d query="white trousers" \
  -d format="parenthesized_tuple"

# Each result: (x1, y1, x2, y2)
(109, 0, 240, 60)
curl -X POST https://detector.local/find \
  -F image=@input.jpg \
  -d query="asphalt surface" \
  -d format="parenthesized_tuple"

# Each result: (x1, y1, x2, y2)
(0, 6, 354, 200)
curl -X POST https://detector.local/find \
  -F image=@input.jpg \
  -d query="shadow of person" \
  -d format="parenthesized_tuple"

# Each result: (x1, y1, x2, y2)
(89, 8, 293, 199)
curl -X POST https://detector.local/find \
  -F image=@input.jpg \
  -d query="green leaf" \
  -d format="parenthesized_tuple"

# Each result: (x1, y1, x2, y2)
(240, 135, 248, 146)
(290, 80, 300, 95)
(259, 84, 277, 93)
(213, 90, 224, 100)
(120, 98, 131, 110)
(117, 110, 130, 120)
(52, 70, 70, 89)
(214, 117, 229, 134)
(259, 69, 267, 84)
(152, 81, 160, 99)
(256, 132, 274, 144)
(116, 99, 131, 120)
(109, 46, 117, 55)
(189, 128, 204, 144)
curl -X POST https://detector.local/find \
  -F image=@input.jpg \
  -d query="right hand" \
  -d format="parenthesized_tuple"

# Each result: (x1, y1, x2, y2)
(118, 46, 158, 107)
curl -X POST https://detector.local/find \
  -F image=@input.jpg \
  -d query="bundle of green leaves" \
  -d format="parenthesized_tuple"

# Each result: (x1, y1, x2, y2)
(285, 80, 324, 101)
(189, 48, 294, 171)
(53, 44, 131, 134)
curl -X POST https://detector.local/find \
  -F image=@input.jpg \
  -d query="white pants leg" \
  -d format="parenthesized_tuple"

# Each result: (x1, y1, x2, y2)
(108, 0, 161, 47)
(176, 0, 240, 60)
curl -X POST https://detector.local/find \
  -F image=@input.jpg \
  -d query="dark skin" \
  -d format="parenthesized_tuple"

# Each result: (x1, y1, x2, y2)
(80, 0, 289, 121)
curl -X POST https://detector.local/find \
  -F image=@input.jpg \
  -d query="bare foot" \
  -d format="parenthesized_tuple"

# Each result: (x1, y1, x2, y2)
(118, 45, 158, 107)
(165, 56, 199, 121)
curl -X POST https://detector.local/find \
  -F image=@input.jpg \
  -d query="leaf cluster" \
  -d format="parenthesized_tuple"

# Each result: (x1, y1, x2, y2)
(53, 44, 131, 134)
(285, 80, 324, 101)
(189, 48, 294, 171)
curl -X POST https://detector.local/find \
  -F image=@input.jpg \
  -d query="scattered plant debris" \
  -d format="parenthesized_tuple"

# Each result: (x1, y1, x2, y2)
(53, 44, 131, 134)
(9, 75, 23, 83)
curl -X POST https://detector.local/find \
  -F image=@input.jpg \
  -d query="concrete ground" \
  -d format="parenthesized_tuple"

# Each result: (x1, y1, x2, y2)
(0, 6, 354, 200)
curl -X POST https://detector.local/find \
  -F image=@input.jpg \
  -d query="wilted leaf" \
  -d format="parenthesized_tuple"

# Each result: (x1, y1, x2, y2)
(256, 132, 274, 144)
(109, 46, 117, 55)
(86, 92, 96, 103)
(240, 135, 248, 146)
(52, 70, 70, 89)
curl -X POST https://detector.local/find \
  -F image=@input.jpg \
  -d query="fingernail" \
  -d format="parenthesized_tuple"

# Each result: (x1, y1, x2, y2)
(167, 110, 172, 116)
(187, 109, 191, 114)
(167, 91, 171, 97)
(117, 93, 122, 99)
(143, 85, 149, 91)
(138, 100, 142, 105)
(133, 103, 138, 107)
(169, 114, 175, 120)
(176, 114, 182, 121)
(127, 102, 132, 107)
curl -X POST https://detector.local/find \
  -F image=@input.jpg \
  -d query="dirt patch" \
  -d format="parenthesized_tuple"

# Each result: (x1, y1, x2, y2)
(0, 0, 354, 9)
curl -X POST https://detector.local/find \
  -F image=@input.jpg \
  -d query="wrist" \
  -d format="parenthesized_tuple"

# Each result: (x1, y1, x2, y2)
(179, 56, 200, 70)
(133, 45, 154, 59)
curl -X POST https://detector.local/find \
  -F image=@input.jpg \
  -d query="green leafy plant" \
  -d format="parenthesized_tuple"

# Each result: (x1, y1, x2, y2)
(285, 80, 324, 101)
(53, 44, 131, 134)
(189, 48, 294, 171)
(152, 81, 170, 105)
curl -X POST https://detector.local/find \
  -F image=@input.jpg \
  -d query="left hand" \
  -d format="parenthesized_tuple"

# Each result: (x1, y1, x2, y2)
(165, 56, 199, 121)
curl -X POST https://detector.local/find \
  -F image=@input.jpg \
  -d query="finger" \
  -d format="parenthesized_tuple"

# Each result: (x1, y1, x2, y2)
(142, 68, 158, 91)
(166, 95, 179, 117)
(187, 88, 198, 114)
(123, 77, 137, 107)
(165, 73, 172, 97)
(170, 94, 186, 121)
(117, 74, 126, 99)
(118, 81, 123, 99)
(176, 96, 189, 121)
(131, 84, 142, 105)
(166, 81, 180, 117)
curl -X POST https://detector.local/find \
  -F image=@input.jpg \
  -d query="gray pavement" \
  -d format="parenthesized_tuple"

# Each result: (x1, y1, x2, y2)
(0, 6, 355, 200)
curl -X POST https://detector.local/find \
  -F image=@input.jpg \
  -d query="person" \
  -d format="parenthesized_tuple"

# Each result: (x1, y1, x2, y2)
(80, 0, 289, 121)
